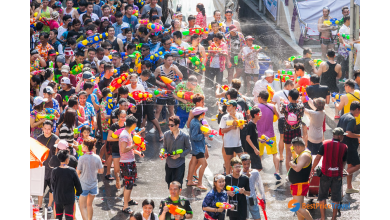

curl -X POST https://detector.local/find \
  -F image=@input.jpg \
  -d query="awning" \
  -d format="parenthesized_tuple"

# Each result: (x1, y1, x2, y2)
(30, 137, 50, 169)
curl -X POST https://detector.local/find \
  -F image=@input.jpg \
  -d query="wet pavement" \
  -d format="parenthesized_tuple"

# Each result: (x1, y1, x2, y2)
(34, 85, 360, 220)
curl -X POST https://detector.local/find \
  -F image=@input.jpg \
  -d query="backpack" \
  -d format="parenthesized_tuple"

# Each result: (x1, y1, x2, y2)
(286, 105, 298, 126)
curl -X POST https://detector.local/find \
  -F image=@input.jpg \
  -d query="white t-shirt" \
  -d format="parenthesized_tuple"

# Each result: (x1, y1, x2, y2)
(97, 56, 111, 66)
(80, 13, 99, 25)
(126, 83, 145, 93)
(141, 211, 158, 220)
(57, 26, 67, 40)
(305, 109, 325, 143)
(272, 89, 290, 118)
(172, 41, 190, 66)
(252, 78, 273, 104)
(117, 33, 126, 41)
(354, 43, 360, 71)
(338, 24, 350, 49)
(219, 112, 244, 148)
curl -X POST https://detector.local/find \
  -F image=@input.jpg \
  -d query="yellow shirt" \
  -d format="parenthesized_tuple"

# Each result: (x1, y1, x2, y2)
(344, 90, 360, 124)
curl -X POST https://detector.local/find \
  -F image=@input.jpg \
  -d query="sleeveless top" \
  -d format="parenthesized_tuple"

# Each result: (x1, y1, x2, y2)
(344, 90, 360, 125)
(158, 65, 175, 99)
(288, 150, 312, 184)
(64, 8, 75, 21)
(106, 38, 120, 52)
(320, 61, 338, 93)
(41, 8, 51, 33)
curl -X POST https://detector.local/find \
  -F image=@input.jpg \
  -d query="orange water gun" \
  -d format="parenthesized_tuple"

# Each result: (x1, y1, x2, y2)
(166, 204, 186, 216)
(157, 75, 176, 90)
(266, 85, 274, 103)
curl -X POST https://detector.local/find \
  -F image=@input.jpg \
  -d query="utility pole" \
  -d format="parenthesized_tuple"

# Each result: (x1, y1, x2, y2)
(349, 0, 354, 79)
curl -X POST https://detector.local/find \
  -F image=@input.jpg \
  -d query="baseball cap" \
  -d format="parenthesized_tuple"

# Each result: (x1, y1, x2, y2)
(121, 23, 130, 29)
(33, 96, 48, 107)
(56, 55, 66, 64)
(61, 77, 71, 85)
(43, 86, 54, 94)
(225, 100, 237, 107)
(48, 49, 57, 56)
(333, 127, 347, 136)
(245, 35, 255, 40)
(61, 65, 70, 73)
(83, 71, 95, 79)
(264, 69, 274, 77)
(192, 107, 208, 116)
(54, 140, 69, 150)
(228, 24, 237, 32)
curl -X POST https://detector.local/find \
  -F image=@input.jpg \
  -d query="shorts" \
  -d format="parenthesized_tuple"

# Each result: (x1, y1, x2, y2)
(112, 152, 120, 159)
(80, 186, 98, 196)
(102, 131, 108, 141)
(228, 55, 244, 69)
(193, 152, 205, 159)
(120, 161, 137, 190)
(346, 144, 360, 166)
(278, 118, 286, 134)
(284, 128, 302, 144)
(176, 107, 189, 129)
(259, 136, 278, 156)
(290, 182, 310, 196)
(246, 196, 261, 220)
(248, 153, 262, 170)
(320, 38, 334, 45)
(307, 141, 322, 155)
(225, 146, 243, 156)
(318, 175, 343, 202)
(44, 178, 52, 193)
(156, 97, 175, 106)
(143, 101, 156, 121)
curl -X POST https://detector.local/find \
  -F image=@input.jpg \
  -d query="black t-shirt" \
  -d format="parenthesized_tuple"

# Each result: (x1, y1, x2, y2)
(146, 73, 156, 87)
(108, 122, 126, 153)
(49, 154, 78, 170)
(67, 29, 84, 41)
(158, 196, 193, 220)
(37, 133, 60, 180)
(293, 57, 313, 74)
(337, 113, 359, 148)
(306, 84, 330, 110)
(225, 174, 250, 219)
(59, 88, 76, 105)
(206, 31, 225, 44)
(245, 121, 258, 154)
(98, 76, 114, 91)
(69, 60, 91, 70)
(51, 167, 82, 205)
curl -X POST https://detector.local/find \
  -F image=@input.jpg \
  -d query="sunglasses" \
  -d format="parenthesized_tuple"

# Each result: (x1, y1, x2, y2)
(168, 124, 175, 127)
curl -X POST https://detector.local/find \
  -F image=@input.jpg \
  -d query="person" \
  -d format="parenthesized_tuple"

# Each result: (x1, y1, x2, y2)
(63, 0, 80, 21)
(312, 127, 348, 220)
(188, 34, 207, 84)
(252, 69, 274, 105)
(37, 120, 60, 213)
(102, 5, 116, 23)
(225, 24, 245, 85)
(288, 137, 313, 220)
(36, 33, 56, 62)
(317, 7, 338, 60)
(311, 49, 342, 94)
(337, 15, 351, 79)
(280, 89, 304, 171)
(225, 157, 251, 220)
(59, 77, 76, 108)
(224, 9, 241, 32)
(57, 108, 78, 152)
(83, 80, 100, 111)
(305, 98, 326, 155)
(34, 0, 54, 33)
(51, 150, 83, 220)
(195, 3, 207, 29)
(206, 21, 225, 48)
(241, 35, 262, 94)
(240, 154, 266, 220)
(271, 79, 294, 162)
(207, 33, 228, 87)
(40, 68, 55, 97)
(173, 76, 203, 128)
(158, 181, 193, 220)
(141, 0, 162, 18)
(76, 138, 103, 220)
(31, 96, 48, 139)
(354, 70, 360, 90)
(49, 30, 63, 54)
(43, 86, 61, 132)
(306, 74, 330, 106)
(105, 26, 124, 52)
(142, 199, 159, 220)
(187, 107, 209, 190)
(163, 116, 191, 188)
(220, 100, 245, 175)
(31, 49, 47, 72)
(80, 2, 99, 25)
(202, 174, 229, 220)
(78, 90, 97, 138)
(244, 107, 263, 173)
(337, 101, 360, 194)
(285, 48, 314, 74)
(111, 96, 137, 124)
(256, 91, 281, 179)
(333, 79, 360, 124)
(172, 31, 190, 80)
(119, 115, 142, 213)
(48, 140, 79, 170)
(123, 4, 139, 32)
(187, 15, 196, 30)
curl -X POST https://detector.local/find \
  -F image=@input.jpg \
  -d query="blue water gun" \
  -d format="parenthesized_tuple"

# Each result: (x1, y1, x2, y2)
(45, 108, 57, 114)
(106, 93, 115, 115)
(77, 33, 108, 49)
(73, 123, 89, 134)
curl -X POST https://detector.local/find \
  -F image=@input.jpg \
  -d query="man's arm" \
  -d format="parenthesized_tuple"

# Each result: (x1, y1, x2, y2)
(335, 64, 342, 79)
(311, 154, 322, 172)
(290, 153, 311, 172)
(173, 65, 183, 79)
(310, 61, 324, 76)
(334, 94, 347, 111)
(246, 135, 259, 155)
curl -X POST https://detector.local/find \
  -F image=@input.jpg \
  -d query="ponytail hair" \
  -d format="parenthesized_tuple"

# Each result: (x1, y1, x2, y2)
(83, 138, 97, 152)
(141, 199, 155, 220)
(197, 3, 206, 16)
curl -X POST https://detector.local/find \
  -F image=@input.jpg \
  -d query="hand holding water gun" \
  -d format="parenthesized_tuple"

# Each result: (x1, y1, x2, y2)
(297, 86, 309, 101)
(216, 202, 232, 210)
(331, 92, 341, 102)
(200, 126, 218, 137)
(159, 148, 184, 160)
(251, 45, 261, 50)
(153, 88, 171, 97)
(188, 56, 206, 72)
(139, 19, 149, 25)
(312, 59, 322, 67)
(182, 27, 209, 36)
(79, 32, 108, 47)
(111, 128, 125, 138)
(259, 135, 274, 146)
(266, 85, 274, 102)
(70, 64, 84, 75)
(219, 97, 228, 105)
(108, 73, 129, 92)
(157, 75, 176, 90)
(226, 119, 247, 127)
(132, 9, 139, 17)
(176, 90, 194, 102)
(37, 114, 55, 120)
(147, 23, 164, 35)
(221, 85, 229, 91)
(73, 123, 89, 135)
(105, 93, 114, 115)
(257, 196, 268, 220)
(166, 204, 186, 216)
(133, 134, 146, 155)
(130, 90, 153, 102)
(226, 185, 240, 194)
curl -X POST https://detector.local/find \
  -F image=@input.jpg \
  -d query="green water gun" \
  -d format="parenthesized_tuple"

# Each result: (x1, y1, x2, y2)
(234, 56, 238, 65)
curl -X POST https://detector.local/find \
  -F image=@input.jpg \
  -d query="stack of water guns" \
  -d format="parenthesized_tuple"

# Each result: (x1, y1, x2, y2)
(275, 69, 295, 82)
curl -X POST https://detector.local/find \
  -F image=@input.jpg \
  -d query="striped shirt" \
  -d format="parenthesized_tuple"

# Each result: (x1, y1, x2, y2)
(58, 124, 74, 146)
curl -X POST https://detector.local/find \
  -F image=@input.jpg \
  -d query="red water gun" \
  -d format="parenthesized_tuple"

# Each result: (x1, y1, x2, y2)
(297, 86, 309, 101)
(157, 75, 176, 90)
(108, 73, 129, 92)
(257, 196, 267, 220)
(129, 90, 153, 102)
(182, 28, 209, 36)
(133, 134, 146, 156)
(39, 17, 50, 26)
(139, 19, 149, 25)
(176, 90, 194, 102)
(221, 85, 229, 91)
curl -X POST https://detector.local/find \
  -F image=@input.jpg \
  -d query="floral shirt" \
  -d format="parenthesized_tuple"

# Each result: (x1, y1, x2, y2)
(30, 110, 44, 139)
(202, 189, 228, 219)
(35, 43, 54, 62)
(225, 32, 246, 59)
(47, 99, 60, 133)
(99, 100, 110, 132)
(209, 42, 228, 72)
(280, 102, 305, 131)
(195, 12, 207, 39)
(82, 102, 96, 134)
(174, 81, 203, 113)
(30, 58, 40, 72)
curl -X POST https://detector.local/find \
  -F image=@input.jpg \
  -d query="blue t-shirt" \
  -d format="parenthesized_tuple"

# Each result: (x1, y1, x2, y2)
(86, 93, 99, 107)
(122, 15, 139, 32)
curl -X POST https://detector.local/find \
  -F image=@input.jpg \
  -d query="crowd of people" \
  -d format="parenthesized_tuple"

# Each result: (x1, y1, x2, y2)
(30, 0, 360, 220)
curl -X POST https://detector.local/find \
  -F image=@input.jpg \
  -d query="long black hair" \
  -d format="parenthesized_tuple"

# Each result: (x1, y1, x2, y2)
(57, 150, 69, 162)
(142, 199, 155, 220)
(197, 3, 206, 16)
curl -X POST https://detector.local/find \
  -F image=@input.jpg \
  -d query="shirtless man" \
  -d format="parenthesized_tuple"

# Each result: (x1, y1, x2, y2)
(317, 7, 338, 60)
(189, 34, 207, 83)
(63, 0, 80, 21)
(224, 9, 241, 33)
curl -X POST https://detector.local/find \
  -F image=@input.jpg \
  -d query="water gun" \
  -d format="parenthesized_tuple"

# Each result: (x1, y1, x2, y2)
(331, 92, 341, 102)
(38, 16, 50, 26)
(108, 73, 129, 92)
(63, 95, 69, 103)
(133, 134, 146, 154)
(105, 93, 114, 115)
(313, 59, 322, 67)
(135, 0, 145, 7)
(76, 144, 84, 156)
(153, 88, 171, 97)
(219, 97, 228, 105)
(172, 47, 195, 57)
(297, 86, 309, 101)
(70, 64, 84, 75)
(221, 85, 229, 91)
(182, 27, 209, 36)
(279, 75, 293, 82)
(139, 19, 149, 25)
(159, 148, 184, 160)
(259, 135, 274, 147)
(337, 33, 350, 40)
(145, 51, 166, 64)
(251, 45, 261, 50)
(211, 114, 218, 121)
(216, 202, 232, 210)
(208, 22, 223, 30)
(344, 44, 352, 51)
(188, 56, 206, 72)
(257, 196, 268, 220)
(166, 204, 186, 216)
(226, 185, 239, 194)
(132, 9, 139, 17)
(45, 108, 57, 114)
(200, 126, 218, 137)
(288, 55, 302, 62)
(31, 70, 44, 75)
(266, 85, 274, 103)
(135, 43, 143, 52)
(226, 120, 247, 127)
(129, 90, 153, 102)
(208, 44, 222, 53)
(157, 75, 176, 90)
(79, 32, 108, 47)
(146, 23, 164, 35)
(73, 123, 89, 134)
(37, 114, 55, 120)
(234, 56, 238, 65)
(177, 90, 194, 101)
(111, 128, 125, 138)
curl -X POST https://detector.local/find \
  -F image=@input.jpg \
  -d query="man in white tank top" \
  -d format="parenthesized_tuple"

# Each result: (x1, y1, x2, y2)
(64, 0, 80, 21)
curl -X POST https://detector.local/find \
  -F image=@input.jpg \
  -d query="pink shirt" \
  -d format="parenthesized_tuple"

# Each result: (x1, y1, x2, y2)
(119, 130, 135, 162)
(49, 20, 59, 30)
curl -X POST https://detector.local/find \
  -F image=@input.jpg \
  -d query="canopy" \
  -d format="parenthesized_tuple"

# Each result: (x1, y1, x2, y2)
(30, 137, 50, 169)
